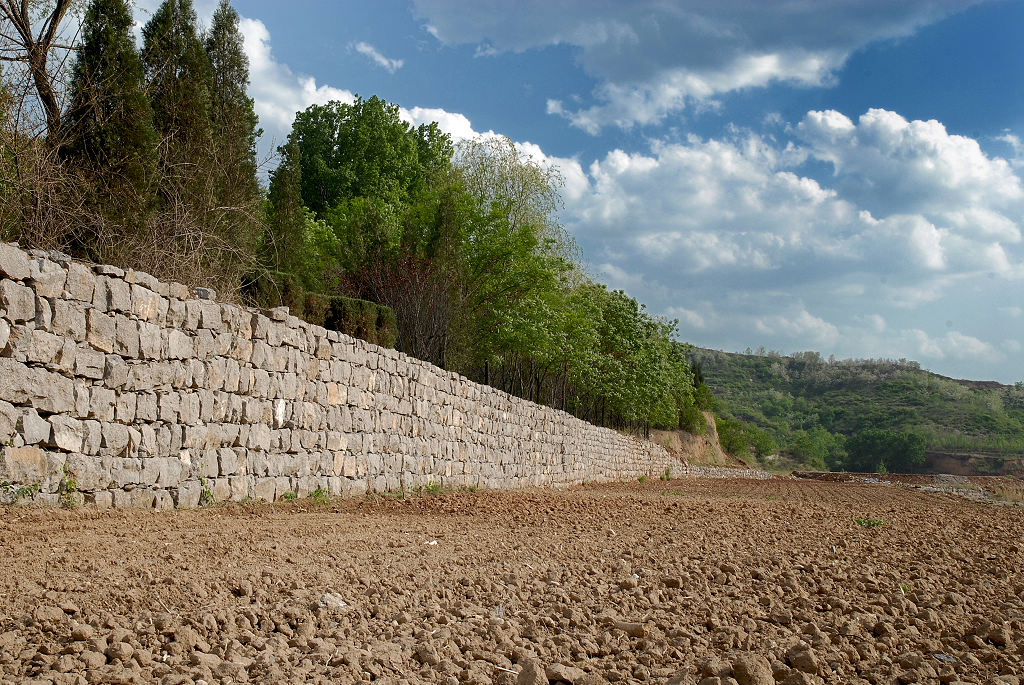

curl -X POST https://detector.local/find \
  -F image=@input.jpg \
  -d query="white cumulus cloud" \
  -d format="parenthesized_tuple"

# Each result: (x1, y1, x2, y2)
(240, 18, 355, 149)
(755, 309, 840, 347)
(125, 3, 1023, 381)
(412, 0, 983, 133)
(544, 108, 1023, 380)
(351, 41, 404, 73)
(797, 109, 1024, 219)
(902, 330, 1000, 361)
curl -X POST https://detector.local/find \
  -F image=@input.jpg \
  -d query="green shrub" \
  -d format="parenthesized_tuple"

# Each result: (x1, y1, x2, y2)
(715, 416, 750, 457)
(855, 517, 885, 528)
(58, 463, 79, 509)
(355, 300, 374, 340)
(242, 272, 398, 349)
(325, 297, 353, 335)
(375, 306, 398, 348)
(279, 273, 305, 316)
(323, 296, 397, 348)
(241, 270, 304, 315)
(421, 481, 443, 496)
(694, 382, 715, 411)
(679, 401, 706, 434)
(303, 292, 329, 327)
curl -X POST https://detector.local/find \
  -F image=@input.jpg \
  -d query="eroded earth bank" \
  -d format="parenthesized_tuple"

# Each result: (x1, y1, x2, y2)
(1, 477, 1022, 685)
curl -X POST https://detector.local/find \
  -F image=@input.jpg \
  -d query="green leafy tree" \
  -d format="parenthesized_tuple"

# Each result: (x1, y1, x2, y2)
(788, 427, 845, 470)
(282, 96, 456, 349)
(269, 100, 698, 429)
(845, 428, 926, 472)
(63, 0, 158, 248)
(290, 95, 450, 215)
(265, 138, 309, 278)
(747, 426, 778, 460)
(353, 175, 470, 364)
(445, 137, 590, 390)
(716, 416, 750, 458)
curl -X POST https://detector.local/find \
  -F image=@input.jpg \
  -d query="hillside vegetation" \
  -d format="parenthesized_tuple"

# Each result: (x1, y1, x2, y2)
(692, 348, 1024, 473)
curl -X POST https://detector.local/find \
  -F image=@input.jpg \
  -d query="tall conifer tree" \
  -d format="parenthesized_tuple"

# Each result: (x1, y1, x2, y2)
(141, 0, 214, 213)
(205, 0, 262, 265)
(265, 137, 306, 276)
(64, 0, 158, 247)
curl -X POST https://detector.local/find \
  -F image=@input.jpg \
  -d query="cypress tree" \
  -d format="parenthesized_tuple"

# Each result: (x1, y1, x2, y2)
(0, 64, 15, 240)
(141, 0, 214, 213)
(63, 0, 158, 248)
(205, 0, 262, 268)
(265, 137, 306, 277)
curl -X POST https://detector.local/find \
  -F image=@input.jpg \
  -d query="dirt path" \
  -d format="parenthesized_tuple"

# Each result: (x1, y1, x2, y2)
(1, 478, 1022, 684)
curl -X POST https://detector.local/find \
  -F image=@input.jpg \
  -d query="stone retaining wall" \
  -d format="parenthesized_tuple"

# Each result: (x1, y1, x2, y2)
(0, 243, 700, 509)
(685, 465, 773, 480)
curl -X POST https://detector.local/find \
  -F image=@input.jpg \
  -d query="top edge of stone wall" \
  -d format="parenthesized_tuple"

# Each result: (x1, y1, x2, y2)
(0, 240, 664, 450)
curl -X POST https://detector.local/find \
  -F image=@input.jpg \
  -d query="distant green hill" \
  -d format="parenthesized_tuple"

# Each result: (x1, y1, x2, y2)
(690, 347, 1024, 475)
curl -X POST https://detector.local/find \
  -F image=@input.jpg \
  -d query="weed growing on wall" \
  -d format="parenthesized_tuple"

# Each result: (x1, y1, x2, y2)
(1, 481, 40, 504)
(58, 464, 79, 509)
(199, 477, 214, 506)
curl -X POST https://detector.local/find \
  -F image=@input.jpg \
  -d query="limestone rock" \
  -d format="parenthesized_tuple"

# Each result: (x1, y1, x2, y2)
(0, 446, 47, 484)
(0, 242, 31, 280)
(1, 280, 36, 321)
(17, 409, 50, 445)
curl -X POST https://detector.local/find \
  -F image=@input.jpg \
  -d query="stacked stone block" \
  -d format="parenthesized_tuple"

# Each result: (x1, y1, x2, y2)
(0, 242, 689, 509)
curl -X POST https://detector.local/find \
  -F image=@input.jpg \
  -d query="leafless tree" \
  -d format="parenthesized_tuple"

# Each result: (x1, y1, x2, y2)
(0, 0, 79, 141)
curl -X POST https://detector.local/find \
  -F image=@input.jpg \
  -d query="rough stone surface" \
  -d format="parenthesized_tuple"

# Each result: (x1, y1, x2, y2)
(0, 242, 31, 280)
(17, 409, 50, 445)
(0, 446, 48, 484)
(64, 262, 96, 302)
(1, 280, 36, 321)
(86, 308, 115, 353)
(0, 242, 766, 508)
(28, 257, 67, 297)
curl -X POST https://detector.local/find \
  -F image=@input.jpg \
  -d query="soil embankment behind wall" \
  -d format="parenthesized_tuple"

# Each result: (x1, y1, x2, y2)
(924, 450, 1024, 476)
(651, 412, 749, 469)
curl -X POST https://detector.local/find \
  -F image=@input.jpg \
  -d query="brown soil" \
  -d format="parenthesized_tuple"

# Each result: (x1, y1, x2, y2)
(651, 413, 747, 468)
(1, 478, 1023, 685)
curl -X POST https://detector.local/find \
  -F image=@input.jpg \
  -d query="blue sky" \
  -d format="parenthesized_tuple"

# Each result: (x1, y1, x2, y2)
(136, 0, 1024, 383)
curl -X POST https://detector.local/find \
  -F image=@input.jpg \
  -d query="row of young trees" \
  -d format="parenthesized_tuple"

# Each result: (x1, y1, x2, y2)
(1, 1, 702, 433)
(2, 0, 261, 293)
(264, 96, 697, 431)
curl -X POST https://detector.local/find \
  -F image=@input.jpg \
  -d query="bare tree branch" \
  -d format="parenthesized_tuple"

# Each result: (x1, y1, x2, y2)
(0, 0, 73, 140)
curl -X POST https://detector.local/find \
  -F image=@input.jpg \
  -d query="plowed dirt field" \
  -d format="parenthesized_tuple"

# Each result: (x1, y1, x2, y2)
(1, 477, 1022, 685)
